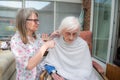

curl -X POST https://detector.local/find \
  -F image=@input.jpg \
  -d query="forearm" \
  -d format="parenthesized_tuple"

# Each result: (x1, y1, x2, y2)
(27, 44, 47, 70)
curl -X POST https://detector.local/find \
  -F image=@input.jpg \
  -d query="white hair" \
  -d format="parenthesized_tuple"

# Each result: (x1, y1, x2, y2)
(58, 16, 80, 34)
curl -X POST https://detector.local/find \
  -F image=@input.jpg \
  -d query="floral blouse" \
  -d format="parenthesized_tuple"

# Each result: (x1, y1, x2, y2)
(10, 32, 43, 80)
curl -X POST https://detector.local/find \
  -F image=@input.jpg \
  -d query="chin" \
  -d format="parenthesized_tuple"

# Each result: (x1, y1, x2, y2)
(34, 28, 38, 31)
(67, 41, 73, 44)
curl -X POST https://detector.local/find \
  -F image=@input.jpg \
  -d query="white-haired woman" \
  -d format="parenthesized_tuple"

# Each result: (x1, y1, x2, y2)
(41, 16, 99, 80)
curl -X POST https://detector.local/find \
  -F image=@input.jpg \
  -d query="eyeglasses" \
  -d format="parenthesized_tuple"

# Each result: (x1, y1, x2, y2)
(26, 19, 39, 23)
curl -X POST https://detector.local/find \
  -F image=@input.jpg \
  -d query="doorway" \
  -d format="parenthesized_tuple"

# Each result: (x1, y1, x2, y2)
(113, 0, 120, 66)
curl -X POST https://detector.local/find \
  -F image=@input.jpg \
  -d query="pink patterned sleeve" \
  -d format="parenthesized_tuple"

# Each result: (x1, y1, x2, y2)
(11, 38, 29, 69)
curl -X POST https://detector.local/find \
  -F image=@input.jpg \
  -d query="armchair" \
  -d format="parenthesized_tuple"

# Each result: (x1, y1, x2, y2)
(105, 63, 120, 80)
(40, 31, 105, 80)
(79, 31, 104, 74)
(99, 63, 120, 80)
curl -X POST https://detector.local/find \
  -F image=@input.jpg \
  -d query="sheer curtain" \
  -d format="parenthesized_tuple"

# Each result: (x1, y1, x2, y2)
(79, 7, 85, 30)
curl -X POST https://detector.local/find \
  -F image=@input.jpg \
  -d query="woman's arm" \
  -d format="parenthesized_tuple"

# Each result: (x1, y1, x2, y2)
(27, 40, 55, 70)
(11, 38, 55, 70)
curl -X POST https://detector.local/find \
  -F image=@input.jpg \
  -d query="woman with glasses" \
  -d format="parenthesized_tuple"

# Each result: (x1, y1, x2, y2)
(10, 8, 55, 80)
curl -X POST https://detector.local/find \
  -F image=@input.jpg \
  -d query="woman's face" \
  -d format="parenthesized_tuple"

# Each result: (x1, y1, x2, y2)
(62, 28, 79, 44)
(26, 12, 39, 33)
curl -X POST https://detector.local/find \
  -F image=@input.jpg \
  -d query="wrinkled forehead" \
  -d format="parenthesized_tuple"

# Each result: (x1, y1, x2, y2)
(63, 27, 79, 33)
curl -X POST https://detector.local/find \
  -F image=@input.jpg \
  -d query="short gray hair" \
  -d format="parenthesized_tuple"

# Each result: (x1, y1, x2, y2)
(58, 16, 80, 34)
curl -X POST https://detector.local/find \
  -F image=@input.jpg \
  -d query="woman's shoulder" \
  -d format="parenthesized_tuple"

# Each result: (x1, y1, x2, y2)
(11, 32, 21, 42)
(77, 37, 88, 45)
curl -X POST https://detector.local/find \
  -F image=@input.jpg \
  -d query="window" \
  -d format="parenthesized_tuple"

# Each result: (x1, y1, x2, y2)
(25, 0, 54, 34)
(56, 2, 81, 30)
(0, 0, 22, 40)
(92, 0, 112, 62)
(0, 0, 81, 39)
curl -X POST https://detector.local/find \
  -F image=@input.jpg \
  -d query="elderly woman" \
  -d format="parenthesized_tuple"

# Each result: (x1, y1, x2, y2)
(40, 16, 99, 80)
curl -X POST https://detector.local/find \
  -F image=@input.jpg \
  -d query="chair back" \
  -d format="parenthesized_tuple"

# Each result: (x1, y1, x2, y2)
(79, 31, 92, 54)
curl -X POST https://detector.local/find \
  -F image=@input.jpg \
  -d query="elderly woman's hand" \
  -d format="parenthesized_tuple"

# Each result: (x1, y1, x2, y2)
(51, 73, 64, 80)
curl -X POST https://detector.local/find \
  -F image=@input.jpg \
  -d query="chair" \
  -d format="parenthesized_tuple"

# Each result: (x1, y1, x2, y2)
(40, 31, 104, 80)
(104, 63, 120, 80)
(79, 31, 120, 80)
(79, 31, 104, 74)
(99, 63, 120, 80)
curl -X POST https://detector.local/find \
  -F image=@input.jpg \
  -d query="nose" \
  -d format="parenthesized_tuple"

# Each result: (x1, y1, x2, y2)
(69, 34, 74, 40)
(36, 22, 40, 25)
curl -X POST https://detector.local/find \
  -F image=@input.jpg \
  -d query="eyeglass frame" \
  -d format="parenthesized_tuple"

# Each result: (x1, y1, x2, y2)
(26, 19, 39, 23)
